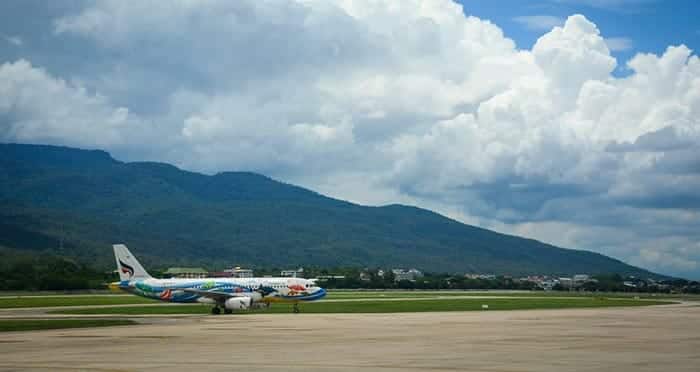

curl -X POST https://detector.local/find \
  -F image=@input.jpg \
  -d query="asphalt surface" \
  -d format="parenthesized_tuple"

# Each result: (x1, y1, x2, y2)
(0, 302, 698, 371)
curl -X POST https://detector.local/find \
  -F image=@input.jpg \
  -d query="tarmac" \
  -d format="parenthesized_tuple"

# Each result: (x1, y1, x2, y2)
(0, 303, 699, 372)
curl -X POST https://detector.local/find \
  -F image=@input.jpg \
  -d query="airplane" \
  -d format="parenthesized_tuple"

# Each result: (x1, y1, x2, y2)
(110, 244, 326, 314)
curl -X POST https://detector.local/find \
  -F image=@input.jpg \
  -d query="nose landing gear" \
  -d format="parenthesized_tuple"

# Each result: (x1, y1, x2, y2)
(293, 303, 300, 313)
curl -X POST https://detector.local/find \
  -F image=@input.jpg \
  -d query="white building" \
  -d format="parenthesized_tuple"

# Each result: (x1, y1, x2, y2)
(316, 275, 346, 281)
(223, 266, 254, 278)
(465, 273, 496, 280)
(539, 280, 557, 291)
(392, 268, 423, 282)
(359, 272, 372, 281)
(164, 267, 208, 279)
(559, 277, 573, 288)
(281, 267, 304, 278)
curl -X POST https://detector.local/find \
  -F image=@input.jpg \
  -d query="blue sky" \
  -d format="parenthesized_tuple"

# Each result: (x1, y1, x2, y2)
(458, 0, 700, 74)
(1, 1, 699, 279)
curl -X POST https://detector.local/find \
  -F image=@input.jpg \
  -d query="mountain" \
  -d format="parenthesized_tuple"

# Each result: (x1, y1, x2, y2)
(0, 143, 661, 277)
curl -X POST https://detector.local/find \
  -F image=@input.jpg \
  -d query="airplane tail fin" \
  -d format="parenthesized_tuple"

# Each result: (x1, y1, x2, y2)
(113, 244, 152, 281)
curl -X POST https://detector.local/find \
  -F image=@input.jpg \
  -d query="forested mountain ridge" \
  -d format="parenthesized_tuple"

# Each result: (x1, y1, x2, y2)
(0, 143, 661, 278)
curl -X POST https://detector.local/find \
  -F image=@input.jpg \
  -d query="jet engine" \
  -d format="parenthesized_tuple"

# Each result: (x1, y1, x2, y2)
(224, 297, 252, 310)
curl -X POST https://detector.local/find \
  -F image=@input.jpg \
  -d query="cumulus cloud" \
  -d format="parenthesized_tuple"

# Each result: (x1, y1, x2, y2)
(1, 0, 699, 278)
(0, 59, 146, 148)
(2, 34, 23, 46)
(513, 15, 565, 31)
(605, 37, 633, 51)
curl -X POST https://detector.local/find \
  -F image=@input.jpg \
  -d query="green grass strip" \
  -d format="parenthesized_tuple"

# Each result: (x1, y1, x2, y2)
(52, 297, 674, 315)
(0, 296, 158, 309)
(3, 291, 692, 309)
(0, 319, 136, 332)
(325, 291, 698, 300)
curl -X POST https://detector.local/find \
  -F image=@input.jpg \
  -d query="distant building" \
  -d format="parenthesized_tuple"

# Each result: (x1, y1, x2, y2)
(359, 272, 372, 281)
(623, 281, 638, 288)
(210, 267, 254, 278)
(392, 268, 423, 282)
(316, 275, 346, 281)
(281, 267, 304, 278)
(224, 266, 254, 278)
(539, 280, 557, 291)
(559, 277, 573, 288)
(164, 267, 208, 279)
(465, 274, 496, 280)
(573, 274, 590, 283)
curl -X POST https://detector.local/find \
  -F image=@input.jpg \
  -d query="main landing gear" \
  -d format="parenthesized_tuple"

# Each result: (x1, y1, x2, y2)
(293, 303, 300, 314)
(211, 306, 221, 315)
(211, 306, 234, 315)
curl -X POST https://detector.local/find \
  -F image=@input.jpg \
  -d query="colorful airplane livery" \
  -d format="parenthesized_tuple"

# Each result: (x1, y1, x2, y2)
(111, 244, 326, 314)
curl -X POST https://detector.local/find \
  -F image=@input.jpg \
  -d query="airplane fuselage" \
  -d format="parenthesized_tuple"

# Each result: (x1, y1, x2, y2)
(111, 244, 324, 313)
(116, 277, 326, 304)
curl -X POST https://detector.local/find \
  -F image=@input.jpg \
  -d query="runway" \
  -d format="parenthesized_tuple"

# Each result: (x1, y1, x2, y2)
(1, 304, 698, 371)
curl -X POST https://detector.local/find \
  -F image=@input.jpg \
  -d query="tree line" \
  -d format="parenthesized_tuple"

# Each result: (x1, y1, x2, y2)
(0, 250, 107, 290)
(1, 256, 698, 294)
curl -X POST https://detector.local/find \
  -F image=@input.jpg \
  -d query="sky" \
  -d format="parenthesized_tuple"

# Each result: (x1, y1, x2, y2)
(1, 0, 699, 279)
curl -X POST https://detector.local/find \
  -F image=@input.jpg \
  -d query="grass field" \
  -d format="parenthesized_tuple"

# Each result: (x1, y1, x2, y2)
(51, 297, 674, 315)
(2, 290, 691, 309)
(0, 295, 157, 309)
(324, 291, 699, 300)
(0, 319, 136, 332)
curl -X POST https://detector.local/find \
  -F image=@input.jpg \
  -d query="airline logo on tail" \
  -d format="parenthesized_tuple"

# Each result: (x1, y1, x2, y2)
(119, 260, 135, 278)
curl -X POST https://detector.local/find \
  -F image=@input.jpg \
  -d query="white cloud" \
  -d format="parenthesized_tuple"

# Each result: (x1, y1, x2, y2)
(605, 37, 633, 51)
(513, 15, 565, 31)
(2, 1, 699, 278)
(0, 59, 146, 148)
(2, 34, 23, 46)
(632, 238, 700, 273)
